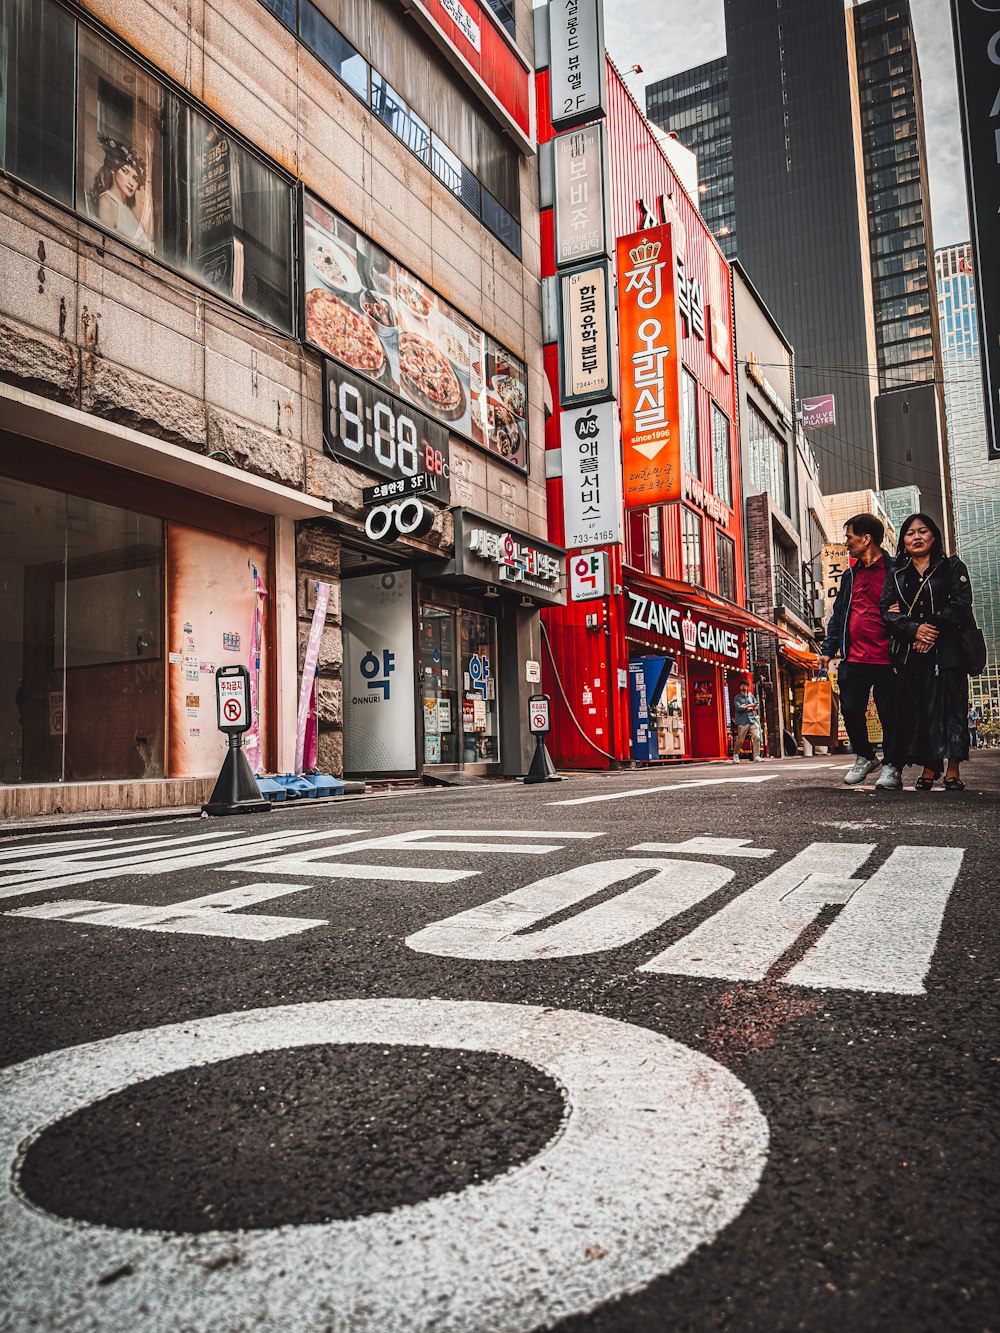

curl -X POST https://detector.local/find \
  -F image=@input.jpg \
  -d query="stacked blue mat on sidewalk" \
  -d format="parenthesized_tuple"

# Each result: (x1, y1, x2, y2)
(257, 773, 345, 802)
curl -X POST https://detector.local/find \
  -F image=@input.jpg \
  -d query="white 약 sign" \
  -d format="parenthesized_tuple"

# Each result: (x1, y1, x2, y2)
(0, 999, 767, 1331)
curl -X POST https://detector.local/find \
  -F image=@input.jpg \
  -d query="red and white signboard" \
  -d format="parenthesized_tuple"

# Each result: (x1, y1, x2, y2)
(217, 668, 250, 732)
(529, 695, 552, 733)
(570, 552, 610, 601)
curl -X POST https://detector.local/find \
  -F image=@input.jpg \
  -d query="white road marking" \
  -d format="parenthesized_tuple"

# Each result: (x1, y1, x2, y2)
(549, 774, 779, 806)
(0, 828, 367, 901)
(0, 830, 246, 885)
(629, 837, 775, 858)
(639, 842, 876, 982)
(7, 884, 323, 942)
(407, 858, 733, 961)
(0, 999, 768, 1332)
(0, 837, 119, 862)
(236, 829, 603, 884)
(783, 846, 965, 994)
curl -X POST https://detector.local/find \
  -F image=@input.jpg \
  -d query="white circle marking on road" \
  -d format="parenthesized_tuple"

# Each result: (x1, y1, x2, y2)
(1, 1000, 769, 1332)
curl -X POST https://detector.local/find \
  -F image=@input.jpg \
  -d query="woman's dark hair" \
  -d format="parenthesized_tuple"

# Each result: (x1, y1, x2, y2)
(896, 511, 944, 561)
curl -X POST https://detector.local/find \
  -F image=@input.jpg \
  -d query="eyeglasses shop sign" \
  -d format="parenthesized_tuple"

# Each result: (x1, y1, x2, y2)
(561, 263, 613, 403)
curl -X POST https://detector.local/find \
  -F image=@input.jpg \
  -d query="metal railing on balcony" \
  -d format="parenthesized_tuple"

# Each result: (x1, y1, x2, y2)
(774, 563, 808, 621)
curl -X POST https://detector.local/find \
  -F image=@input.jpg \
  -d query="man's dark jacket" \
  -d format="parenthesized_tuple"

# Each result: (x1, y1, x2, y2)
(820, 549, 896, 660)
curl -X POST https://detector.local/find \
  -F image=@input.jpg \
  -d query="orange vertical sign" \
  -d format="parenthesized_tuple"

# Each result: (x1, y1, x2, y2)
(617, 225, 682, 507)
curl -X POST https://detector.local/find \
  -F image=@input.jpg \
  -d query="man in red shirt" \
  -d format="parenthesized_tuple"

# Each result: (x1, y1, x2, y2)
(817, 513, 902, 789)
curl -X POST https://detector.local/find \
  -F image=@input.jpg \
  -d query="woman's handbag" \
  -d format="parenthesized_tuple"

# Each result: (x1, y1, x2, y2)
(802, 674, 840, 743)
(960, 622, 988, 676)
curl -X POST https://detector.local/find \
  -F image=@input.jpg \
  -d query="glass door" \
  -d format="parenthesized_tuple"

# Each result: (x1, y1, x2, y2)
(418, 604, 458, 765)
(460, 610, 499, 764)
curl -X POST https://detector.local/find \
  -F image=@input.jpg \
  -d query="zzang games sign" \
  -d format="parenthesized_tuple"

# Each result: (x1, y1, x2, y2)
(617, 225, 682, 508)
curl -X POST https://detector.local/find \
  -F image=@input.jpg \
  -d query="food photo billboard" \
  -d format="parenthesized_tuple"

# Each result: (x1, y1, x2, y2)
(302, 193, 529, 472)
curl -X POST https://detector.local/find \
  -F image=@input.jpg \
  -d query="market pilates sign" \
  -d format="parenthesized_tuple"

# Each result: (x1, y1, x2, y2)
(627, 588, 742, 664)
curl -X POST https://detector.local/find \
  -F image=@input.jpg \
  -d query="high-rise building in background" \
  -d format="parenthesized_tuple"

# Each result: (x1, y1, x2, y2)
(935, 244, 1000, 720)
(649, 0, 951, 538)
(645, 58, 736, 258)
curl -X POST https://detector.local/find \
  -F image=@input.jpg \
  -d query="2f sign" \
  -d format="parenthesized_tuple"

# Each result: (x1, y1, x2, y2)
(216, 667, 251, 734)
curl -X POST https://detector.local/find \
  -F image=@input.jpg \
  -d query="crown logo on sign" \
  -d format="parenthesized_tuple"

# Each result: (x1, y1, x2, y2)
(681, 612, 698, 652)
(629, 237, 661, 266)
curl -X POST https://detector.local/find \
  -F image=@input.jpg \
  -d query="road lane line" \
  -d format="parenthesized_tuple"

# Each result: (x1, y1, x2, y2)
(549, 774, 779, 806)
(629, 837, 775, 858)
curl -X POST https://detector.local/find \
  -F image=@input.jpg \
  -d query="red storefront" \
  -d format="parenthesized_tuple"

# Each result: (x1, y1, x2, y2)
(537, 57, 779, 766)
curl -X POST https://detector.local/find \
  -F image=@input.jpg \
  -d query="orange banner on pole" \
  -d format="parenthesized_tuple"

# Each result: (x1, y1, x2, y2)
(617, 224, 682, 508)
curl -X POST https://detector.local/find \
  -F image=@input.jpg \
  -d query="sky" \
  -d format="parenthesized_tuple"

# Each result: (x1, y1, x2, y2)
(601, 0, 968, 249)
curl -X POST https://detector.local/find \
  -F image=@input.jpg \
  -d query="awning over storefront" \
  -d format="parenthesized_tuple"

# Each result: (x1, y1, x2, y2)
(625, 569, 787, 639)
(777, 629, 820, 669)
(1, 383, 334, 520)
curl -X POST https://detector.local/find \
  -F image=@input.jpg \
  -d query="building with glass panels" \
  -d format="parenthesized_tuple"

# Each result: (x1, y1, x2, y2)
(645, 58, 735, 258)
(936, 244, 1000, 725)
(0, 0, 553, 815)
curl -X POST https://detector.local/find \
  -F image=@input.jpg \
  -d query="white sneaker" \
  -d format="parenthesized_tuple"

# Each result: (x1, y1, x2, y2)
(844, 756, 881, 785)
(753, 756, 765, 762)
(731, 756, 741, 764)
(875, 763, 902, 790)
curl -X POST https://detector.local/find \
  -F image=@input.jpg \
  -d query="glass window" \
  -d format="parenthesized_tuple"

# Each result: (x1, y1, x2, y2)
(711, 403, 732, 506)
(430, 134, 481, 216)
(77, 26, 162, 256)
(73, 21, 295, 330)
(649, 507, 663, 577)
(0, 477, 164, 784)
(681, 506, 703, 586)
(0, 0, 76, 204)
(300, 1, 369, 100)
(747, 405, 789, 516)
(481, 0, 515, 39)
(716, 530, 736, 602)
(371, 73, 430, 164)
(259, 0, 297, 28)
(460, 610, 499, 763)
(681, 371, 699, 477)
(482, 187, 522, 258)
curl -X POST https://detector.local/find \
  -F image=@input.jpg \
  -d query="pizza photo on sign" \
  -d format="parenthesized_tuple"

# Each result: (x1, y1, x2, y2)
(399, 332, 465, 418)
(305, 289, 385, 375)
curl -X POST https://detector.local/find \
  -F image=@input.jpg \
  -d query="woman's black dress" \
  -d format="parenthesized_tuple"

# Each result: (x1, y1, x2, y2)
(880, 556, 974, 770)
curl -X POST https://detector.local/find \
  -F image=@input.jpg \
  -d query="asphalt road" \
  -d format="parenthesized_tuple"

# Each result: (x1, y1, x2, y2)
(2, 754, 998, 1332)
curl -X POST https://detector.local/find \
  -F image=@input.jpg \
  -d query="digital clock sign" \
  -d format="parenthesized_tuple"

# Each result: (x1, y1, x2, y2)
(322, 362, 451, 504)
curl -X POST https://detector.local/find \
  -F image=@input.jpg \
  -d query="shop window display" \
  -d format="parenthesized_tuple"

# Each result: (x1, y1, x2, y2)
(0, 479, 164, 784)
(419, 605, 459, 765)
(460, 611, 499, 763)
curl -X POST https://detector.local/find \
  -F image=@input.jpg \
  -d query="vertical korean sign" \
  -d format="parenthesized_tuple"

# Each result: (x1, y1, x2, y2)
(553, 123, 610, 267)
(548, 0, 608, 132)
(617, 225, 682, 507)
(560, 400, 623, 548)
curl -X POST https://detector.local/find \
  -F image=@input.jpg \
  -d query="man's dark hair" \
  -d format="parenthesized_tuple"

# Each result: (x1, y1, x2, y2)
(845, 512, 884, 547)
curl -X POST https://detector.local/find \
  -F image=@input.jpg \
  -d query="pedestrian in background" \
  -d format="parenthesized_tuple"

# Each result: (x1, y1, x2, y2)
(968, 704, 980, 750)
(881, 513, 975, 792)
(731, 677, 763, 763)
(817, 513, 905, 789)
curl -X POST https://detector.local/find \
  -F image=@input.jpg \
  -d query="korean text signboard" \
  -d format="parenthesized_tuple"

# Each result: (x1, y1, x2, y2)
(570, 551, 610, 601)
(560, 400, 623, 548)
(560, 262, 613, 403)
(617, 226, 682, 508)
(950, 0, 1000, 460)
(553, 123, 610, 267)
(548, 0, 608, 132)
(216, 666, 251, 734)
(528, 695, 552, 733)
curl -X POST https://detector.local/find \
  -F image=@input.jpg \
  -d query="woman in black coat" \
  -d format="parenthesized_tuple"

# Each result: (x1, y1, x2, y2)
(880, 513, 975, 790)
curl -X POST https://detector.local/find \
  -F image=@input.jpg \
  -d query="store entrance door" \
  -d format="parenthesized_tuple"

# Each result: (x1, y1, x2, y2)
(688, 662, 723, 759)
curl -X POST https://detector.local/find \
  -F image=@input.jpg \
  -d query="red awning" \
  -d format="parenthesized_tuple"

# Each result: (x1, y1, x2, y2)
(625, 569, 786, 638)
(777, 627, 820, 669)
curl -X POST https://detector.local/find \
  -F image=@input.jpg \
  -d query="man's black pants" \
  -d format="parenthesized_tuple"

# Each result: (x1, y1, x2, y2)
(837, 661, 899, 764)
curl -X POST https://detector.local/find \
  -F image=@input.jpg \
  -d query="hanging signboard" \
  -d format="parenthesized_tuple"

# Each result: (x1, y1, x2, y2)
(569, 551, 610, 601)
(800, 394, 836, 430)
(950, 0, 1000, 460)
(617, 225, 682, 508)
(548, 0, 608, 132)
(560, 261, 614, 404)
(626, 587, 743, 667)
(559, 400, 623, 548)
(553, 122, 610, 268)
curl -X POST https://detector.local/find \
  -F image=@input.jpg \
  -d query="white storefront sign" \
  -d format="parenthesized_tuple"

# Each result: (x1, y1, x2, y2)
(342, 571, 415, 772)
(553, 123, 610, 267)
(560, 400, 623, 548)
(570, 551, 610, 601)
(560, 262, 613, 402)
(440, 0, 480, 51)
(548, 0, 608, 131)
